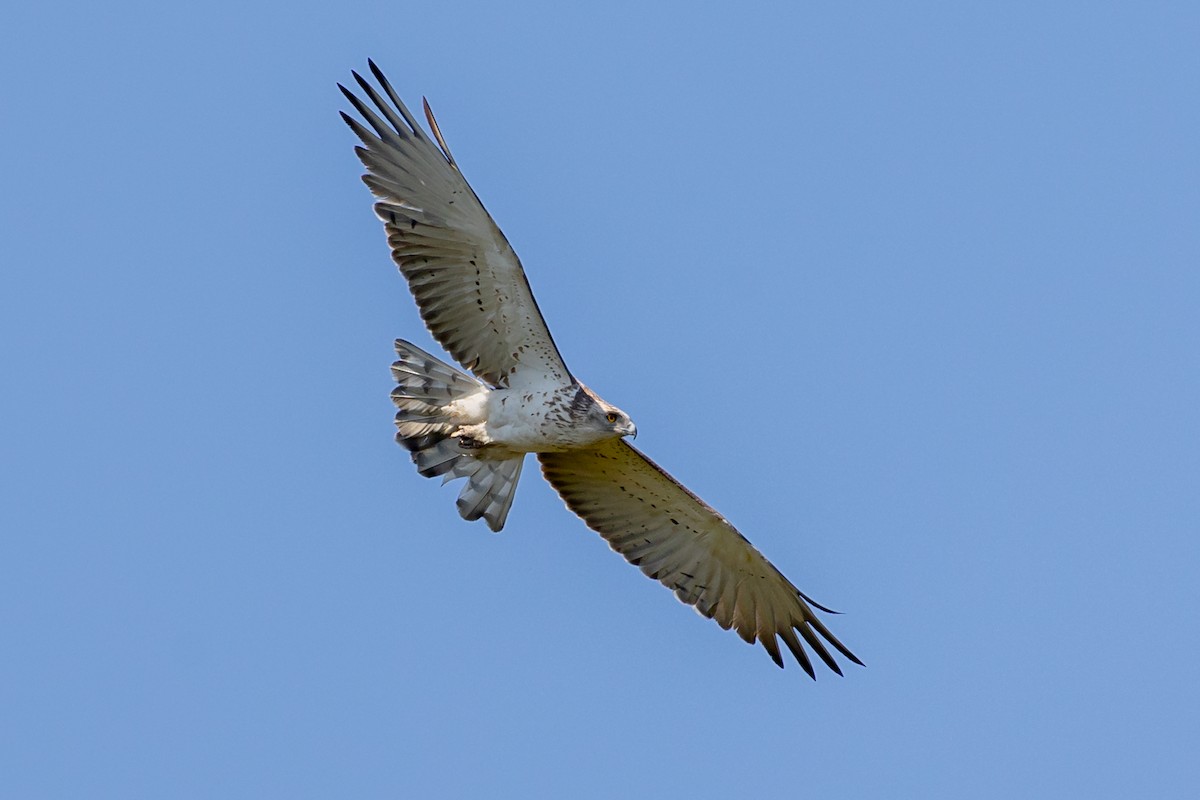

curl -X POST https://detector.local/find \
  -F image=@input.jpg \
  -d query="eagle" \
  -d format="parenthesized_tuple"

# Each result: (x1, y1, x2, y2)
(340, 62, 862, 677)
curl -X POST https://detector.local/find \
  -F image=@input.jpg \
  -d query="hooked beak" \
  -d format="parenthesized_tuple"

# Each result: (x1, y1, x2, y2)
(625, 422, 638, 440)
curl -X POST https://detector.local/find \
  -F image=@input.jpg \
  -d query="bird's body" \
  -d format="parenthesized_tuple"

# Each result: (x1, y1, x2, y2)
(409, 367, 628, 455)
(341, 62, 863, 677)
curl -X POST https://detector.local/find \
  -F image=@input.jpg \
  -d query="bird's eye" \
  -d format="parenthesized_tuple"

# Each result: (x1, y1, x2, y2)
(605, 412, 618, 424)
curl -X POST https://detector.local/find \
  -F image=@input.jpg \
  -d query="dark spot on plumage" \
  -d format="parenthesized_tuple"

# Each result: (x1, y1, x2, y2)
(569, 386, 596, 420)
(396, 431, 444, 453)
(670, 518, 679, 525)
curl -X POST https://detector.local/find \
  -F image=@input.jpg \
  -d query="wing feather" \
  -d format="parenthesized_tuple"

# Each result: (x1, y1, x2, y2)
(538, 440, 862, 677)
(340, 62, 571, 389)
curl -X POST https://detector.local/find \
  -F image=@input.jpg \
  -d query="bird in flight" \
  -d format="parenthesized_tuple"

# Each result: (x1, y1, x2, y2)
(340, 62, 862, 677)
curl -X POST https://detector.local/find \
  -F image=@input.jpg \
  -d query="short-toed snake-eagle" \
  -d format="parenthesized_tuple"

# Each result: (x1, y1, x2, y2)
(341, 62, 861, 677)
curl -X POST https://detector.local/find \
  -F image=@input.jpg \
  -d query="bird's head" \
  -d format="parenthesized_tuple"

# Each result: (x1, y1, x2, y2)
(572, 384, 637, 440)
(594, 402, 637, 440)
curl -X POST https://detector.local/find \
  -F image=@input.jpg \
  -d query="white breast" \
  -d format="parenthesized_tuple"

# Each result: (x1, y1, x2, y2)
(483, 386, 576, 452)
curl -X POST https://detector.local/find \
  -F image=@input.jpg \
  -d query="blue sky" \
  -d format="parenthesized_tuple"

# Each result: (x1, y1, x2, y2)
(3, 1, 1198, 797)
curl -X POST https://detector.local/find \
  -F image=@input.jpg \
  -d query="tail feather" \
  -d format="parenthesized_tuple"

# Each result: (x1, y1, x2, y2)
(391, 338, 484, 451)
(413, 438, 465, 477)
(391, 339, 523, 531)
(454, 455, 525, 531)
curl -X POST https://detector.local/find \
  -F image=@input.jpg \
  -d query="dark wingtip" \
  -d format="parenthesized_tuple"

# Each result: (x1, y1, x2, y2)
(762, 637, 785, 669)
(805, 613, 864, 670)
(798, 589, 843, 615)
(368, 58, 386, 84)
(338, 82, 360, 106)
(352, 68, 376, 97)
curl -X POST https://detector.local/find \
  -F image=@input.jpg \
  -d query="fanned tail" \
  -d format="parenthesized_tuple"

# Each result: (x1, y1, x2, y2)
(391, 338, 483, 452)
(391, 339, 523, 531)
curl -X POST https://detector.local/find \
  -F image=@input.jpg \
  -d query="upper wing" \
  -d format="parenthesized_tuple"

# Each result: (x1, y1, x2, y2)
(538, 440, 862, 677)
(340, 62, 571, 389)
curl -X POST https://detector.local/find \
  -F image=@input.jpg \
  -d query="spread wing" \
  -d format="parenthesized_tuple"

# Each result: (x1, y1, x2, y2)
(340, 62, 571, 389)
(538, 440, 862, 677)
